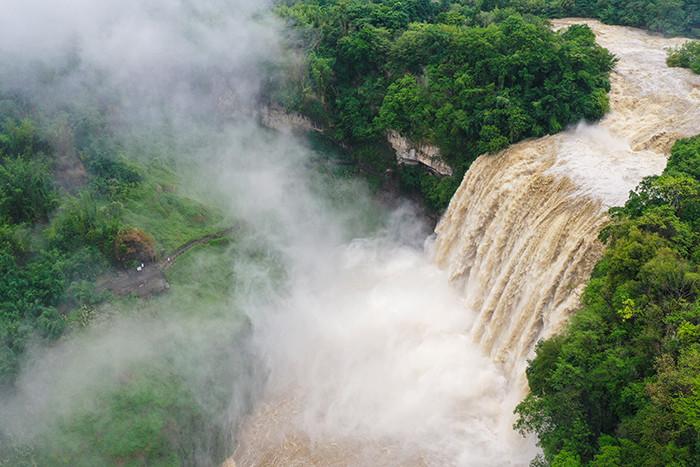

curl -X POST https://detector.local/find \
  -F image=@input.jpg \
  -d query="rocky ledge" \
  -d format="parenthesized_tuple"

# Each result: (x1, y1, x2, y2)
(260, 106, 322, 133)
(386, 130, 452, 176)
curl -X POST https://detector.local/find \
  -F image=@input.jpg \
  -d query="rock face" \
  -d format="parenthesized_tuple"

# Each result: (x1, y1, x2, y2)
(386, 130, 453, 176)
(260, 108, 454, 179)
(433, 18, 700, 382)
(260, 106, 321, 133)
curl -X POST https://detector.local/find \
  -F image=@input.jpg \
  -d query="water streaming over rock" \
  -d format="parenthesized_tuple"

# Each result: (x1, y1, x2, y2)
(435, 19, 700, 381)
(232, 19, 700, 466)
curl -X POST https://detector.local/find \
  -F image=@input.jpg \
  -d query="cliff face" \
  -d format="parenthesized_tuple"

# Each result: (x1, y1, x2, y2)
(260, 106, 321, 133)
(260, 105, 454, 178)
(386, 130, 453, 176)
(434, 19, 700, 380)
(231, 20, 700, 467)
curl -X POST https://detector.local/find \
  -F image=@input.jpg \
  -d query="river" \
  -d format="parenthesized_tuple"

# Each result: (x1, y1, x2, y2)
(232, 19, 700, 467)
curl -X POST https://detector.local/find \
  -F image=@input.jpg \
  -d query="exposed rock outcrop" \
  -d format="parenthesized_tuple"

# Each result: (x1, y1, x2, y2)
(260, 106, 322, 134)
(434, 19, 700, 381)
(386, 130, 452, 176)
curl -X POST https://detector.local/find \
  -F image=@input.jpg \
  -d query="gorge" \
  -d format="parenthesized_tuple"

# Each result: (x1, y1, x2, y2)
(232, 19, 700, 467)
(1, 1, 699, 465)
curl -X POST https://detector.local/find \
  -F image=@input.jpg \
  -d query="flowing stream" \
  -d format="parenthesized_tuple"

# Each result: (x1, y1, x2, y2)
(232, 19, 700, 466)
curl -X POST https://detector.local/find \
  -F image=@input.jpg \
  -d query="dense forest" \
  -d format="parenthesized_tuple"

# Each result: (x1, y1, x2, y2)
(0, 110, 127, 386)
(509, 0, 700, 37)
(271, 0, 614, 209)
(516, 136, 700, 466)
(272, 0, 700, 210)
(3, 0, 700, 465)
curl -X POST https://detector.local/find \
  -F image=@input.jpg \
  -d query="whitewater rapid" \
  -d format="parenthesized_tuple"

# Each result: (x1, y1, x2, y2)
(234, 234, 536, 466)
(232, 19, 700, 467)
(435, 19, 700, 381)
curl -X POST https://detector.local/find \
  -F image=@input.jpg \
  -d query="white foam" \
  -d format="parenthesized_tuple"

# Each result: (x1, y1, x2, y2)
(247, 238, 537, 466)
(548, 123, 666, 207)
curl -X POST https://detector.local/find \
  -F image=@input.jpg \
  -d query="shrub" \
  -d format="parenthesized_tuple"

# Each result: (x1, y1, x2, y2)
(667, 41, 700, 74)
(0, 118, 50, 158)
(113, 227, 156, 266)
(0, 157, 57, 224)
(49, 193, 123, 259)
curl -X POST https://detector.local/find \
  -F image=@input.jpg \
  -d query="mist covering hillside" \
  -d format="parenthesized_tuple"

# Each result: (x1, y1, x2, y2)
(2, 1, 700, 466)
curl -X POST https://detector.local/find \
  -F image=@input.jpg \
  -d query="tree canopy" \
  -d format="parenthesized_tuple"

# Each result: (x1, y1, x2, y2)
(272, 0, 614, 210)
(516, 135, 700, 466)
(507, 0, 700, 37)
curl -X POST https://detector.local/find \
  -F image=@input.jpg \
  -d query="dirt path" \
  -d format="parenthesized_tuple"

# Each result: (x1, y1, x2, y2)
(159, 227, 234, 270)
(97, 227, 234, 298)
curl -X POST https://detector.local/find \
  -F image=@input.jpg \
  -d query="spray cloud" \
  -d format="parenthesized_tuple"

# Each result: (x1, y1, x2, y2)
(0, 1, 535, 466)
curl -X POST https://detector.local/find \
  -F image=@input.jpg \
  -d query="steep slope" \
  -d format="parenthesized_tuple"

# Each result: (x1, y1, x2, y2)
(434, 19, 700, 379)
(231, 20, 700, 467)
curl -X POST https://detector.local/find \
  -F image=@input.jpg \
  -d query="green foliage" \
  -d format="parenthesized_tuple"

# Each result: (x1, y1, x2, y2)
(516, 135, 700, 465)
(120, 161, 225, 254)
(0, 118, 50, 158)
(45, 369, 199, 466)
(668, 41, 700, 75)
(49, 192, 123, 259)
(87, 154, 143, 197)
(511, 0, 700, 37)
(0, 156, 58, 224)
(0, 120, 57, 223)
(0, 105, 224, 396)
(0, 74, 238, 467)
(379, 18, 612, 160)
(0, 239, 115, 386)
(13, 362, 232, 467)
(398, 165, 462, 211)
(3, 240, 255, 466)
(668, 136, 700, 182)
(1, 245, 66, 385)
(275, 1, 613, 212)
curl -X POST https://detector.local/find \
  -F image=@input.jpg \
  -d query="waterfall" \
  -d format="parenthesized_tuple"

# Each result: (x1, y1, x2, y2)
(434, 19, 700, 381)
(231, 20, 700, 467)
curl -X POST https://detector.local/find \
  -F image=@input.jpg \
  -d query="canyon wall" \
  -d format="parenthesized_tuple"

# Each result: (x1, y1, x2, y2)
(386, 130, 453, 176)
(434, 19, 700, 378)
(231, 20, 700, 467)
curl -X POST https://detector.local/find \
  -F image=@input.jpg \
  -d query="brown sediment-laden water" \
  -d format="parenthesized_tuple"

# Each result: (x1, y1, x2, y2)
(232, 20, 700, 467)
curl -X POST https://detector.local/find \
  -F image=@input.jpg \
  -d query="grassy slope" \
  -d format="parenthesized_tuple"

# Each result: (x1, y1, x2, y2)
(120, 161, 227, 255)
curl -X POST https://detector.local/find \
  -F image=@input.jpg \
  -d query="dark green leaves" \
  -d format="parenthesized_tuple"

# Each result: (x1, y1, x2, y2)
(517, 136, 700, 465)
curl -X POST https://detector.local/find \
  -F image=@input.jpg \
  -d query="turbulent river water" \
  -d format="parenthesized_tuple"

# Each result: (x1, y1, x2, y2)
(232, 19, 700, 467)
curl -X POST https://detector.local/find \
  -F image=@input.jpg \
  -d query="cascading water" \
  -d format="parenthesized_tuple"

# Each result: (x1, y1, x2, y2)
(435, 19, 700, 381)
(232, 19, 700, 466)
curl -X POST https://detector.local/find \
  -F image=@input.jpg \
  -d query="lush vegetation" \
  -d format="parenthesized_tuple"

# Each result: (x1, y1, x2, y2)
(0, 87, 244, 465)
(1, 238, 256, 467)
(3, 2, 698, 465)
(516, 135, 700, 466)
(668, 41, 700, 74)
(508, 0, 700, 37)
(0, 107, 225, 386)
(272, 0, 614, 210)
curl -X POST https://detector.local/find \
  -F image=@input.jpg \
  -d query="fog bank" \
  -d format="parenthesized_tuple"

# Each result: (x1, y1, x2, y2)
(0, 1, 536, 465)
